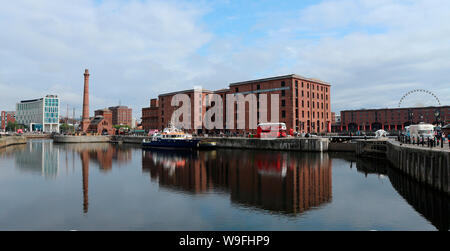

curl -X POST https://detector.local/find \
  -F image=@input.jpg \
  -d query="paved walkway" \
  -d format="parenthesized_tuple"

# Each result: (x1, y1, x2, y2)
(393, 140, 450, 152)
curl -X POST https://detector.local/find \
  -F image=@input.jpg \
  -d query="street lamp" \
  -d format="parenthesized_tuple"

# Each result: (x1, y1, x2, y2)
(434, 110, 440, 126)
(408, 110, 413, 125)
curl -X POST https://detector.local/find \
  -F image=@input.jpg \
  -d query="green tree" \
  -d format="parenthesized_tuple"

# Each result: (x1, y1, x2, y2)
(60, 123, 74, 133)
(6, 121, 18, 132)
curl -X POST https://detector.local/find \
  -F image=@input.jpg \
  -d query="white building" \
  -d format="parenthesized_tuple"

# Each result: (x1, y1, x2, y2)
(16, 95, 60, 133)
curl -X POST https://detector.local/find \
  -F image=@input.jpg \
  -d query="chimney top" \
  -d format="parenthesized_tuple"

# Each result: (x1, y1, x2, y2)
(84, 69, 89, 74)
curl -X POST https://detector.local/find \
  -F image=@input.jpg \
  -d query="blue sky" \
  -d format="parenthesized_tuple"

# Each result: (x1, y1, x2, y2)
(1, 0, 449, 120)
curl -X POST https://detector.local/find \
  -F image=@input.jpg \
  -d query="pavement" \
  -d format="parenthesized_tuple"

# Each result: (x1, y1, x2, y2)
(395, 140, 450, 152)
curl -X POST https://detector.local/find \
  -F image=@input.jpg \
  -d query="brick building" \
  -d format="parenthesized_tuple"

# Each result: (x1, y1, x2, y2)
(86, 109, 115, 135)
(108, 106, 132, 127)
(1, 111, 15, 131)
(338, 106, 450, 132)
(141, 74, 332, 134)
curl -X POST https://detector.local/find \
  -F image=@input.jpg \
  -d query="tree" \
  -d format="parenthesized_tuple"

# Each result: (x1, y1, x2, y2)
(60, 123, 74, 133)
(6, 121, 18, 132)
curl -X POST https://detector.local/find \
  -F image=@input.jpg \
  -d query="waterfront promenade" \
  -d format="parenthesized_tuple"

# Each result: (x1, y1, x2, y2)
(0, 136, 27, 149)
(386, 140, 450, 195)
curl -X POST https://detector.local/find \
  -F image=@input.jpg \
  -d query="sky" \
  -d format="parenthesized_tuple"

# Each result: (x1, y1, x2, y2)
(1, 0, 449, 120)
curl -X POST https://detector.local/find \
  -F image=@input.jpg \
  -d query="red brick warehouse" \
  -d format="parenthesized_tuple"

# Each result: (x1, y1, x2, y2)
(338, 106, 450, 132)
(142, 74, 332, 134)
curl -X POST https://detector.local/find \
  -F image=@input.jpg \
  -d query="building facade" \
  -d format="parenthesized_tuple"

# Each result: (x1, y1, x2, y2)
(109, 106, 132, 126)
(339, 106, 450, 132)
(1, 111, 16, 131)
(141, 74, 332, 134)
(15, 95, 60, 133)
(87, 109, 115, 135)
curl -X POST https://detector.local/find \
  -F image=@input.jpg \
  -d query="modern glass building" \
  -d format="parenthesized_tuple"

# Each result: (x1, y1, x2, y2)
(16, 95, 60, 133)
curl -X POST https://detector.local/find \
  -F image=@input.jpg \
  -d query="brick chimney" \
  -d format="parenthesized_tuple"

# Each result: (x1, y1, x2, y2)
(80, 69, 90, 132)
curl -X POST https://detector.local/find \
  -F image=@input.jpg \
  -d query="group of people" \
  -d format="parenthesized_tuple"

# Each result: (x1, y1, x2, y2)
(400, 130, 449, 148)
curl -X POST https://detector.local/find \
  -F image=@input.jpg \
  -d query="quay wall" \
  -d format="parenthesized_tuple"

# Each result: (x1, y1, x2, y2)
(329, 142, 356, 152)
(386, 141, 450, 195)
(112, 136, 146, 144)
(112, 136, 328, 152)
(210, 137, 328, 152)
(53, 135, 111, 143)
(24, 134, 52, 139)
(0, 136, 27, 148)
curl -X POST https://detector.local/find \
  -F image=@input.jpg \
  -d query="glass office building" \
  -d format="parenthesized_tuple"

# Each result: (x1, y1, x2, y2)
(16, 95, 60, 133)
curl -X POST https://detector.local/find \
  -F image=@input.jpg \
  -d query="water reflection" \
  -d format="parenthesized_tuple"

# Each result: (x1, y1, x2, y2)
(3, 141, 449, 230)
(353, 157, 450, 231)
(15, 140, 60, 178)
(74, 143, 132, 213)
(142, 149, 333, 215)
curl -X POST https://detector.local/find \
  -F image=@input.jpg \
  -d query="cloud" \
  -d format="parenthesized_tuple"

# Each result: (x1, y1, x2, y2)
(265, 0, 450, 111)
(0, 0, 212, 119)
(1, 0, 449, 120)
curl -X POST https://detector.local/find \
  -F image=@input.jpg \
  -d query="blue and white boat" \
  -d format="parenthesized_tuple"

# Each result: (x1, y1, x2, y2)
(142, 125, 200, 149)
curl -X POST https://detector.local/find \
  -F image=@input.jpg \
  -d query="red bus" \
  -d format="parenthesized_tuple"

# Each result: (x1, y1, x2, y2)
(255, 123, 287, 138)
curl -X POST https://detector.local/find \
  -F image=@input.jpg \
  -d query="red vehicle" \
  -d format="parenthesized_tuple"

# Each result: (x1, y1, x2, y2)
(255, 123, 287, 138)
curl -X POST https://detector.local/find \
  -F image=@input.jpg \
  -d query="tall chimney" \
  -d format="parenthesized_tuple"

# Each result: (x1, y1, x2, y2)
(81, 69, 90, 132)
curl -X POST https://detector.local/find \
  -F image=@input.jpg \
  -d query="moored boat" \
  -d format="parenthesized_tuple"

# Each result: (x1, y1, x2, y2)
(142, 125, 200, 149)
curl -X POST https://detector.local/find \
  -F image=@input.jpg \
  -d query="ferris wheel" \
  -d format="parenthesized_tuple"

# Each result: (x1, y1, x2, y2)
(398, 89, 441, 108)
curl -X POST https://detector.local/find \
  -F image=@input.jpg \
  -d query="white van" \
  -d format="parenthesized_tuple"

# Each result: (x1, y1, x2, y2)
(409, 123, 434, 139)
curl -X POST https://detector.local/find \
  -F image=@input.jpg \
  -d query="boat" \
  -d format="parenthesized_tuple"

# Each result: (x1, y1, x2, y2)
(142, 124, 201, 149)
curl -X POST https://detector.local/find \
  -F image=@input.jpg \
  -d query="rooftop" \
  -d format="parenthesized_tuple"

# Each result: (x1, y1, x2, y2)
(229, 74, 331, 87)
(159, 89, 214, 97)
(341, 105, 450, 113)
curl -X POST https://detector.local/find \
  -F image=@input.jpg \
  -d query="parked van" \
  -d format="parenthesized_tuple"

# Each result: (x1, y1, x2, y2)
(409, 123, 434, 139)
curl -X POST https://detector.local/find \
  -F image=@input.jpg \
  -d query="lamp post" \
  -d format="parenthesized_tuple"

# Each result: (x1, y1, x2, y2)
(434, 110, 440, 126)
(408, 110, 414, 125)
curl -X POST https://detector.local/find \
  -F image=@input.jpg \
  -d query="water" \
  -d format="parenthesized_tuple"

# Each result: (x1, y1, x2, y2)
(0, 139, 448, 231)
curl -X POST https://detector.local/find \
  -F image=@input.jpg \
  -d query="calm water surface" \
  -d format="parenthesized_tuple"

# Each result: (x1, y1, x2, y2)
(0, 139, 448, 231)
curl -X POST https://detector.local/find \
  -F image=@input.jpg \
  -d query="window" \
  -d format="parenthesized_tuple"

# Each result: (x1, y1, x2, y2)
(295, 81, 298, 89)
(302, 100, 304, 107)
(282, 100, 286, 107)
(302, 82, 304, 88)
(281, 90, 285, 97)
(302, 111, 305, 118)
(235, 87, 239, 92)
(257, 84, 260, 90)
(281, 81, 285, 87)
(282, 110, 286, 118)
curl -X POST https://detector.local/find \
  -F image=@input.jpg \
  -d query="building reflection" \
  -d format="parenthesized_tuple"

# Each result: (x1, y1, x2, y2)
(142, 149, 333, 215)
(73, 144, 133, 213)
(14, 140, 59, 178)
(354, 157, 450, 231)
(142, 150, 211, 193)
